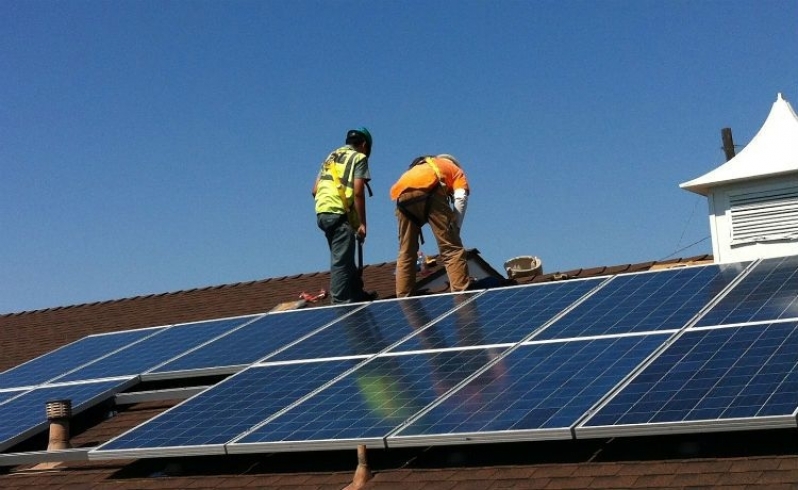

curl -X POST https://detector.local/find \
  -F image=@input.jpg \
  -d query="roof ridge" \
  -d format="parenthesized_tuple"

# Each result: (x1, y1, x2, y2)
(0, 269, 330, 318)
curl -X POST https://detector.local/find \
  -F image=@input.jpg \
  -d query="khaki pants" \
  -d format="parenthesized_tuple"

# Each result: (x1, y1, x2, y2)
(395, 189, 470, 297)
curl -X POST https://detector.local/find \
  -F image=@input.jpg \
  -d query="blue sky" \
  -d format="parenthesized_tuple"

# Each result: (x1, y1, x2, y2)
(2, 1, 796, 314)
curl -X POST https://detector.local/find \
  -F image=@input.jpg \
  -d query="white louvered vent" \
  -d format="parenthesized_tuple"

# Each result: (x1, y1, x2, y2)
(730, 186, 798, 245)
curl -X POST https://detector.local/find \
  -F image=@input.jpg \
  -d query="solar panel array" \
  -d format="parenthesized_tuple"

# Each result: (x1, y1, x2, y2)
(388, 334, 669, 446)
(3, 255, 798, 459)
(57, 317, 258, 383)
(577, 321, 798, 437)
(0, 379, 136, 451)
(0, 315, 259, 452)
(533, 263, 746, 340)
(695, 254, 798, 326)
(95, 360, 358, 458)
(230, 349, 506, 453)
(267, 295, 471, 362)
(149, 306, 358, 378)
(0, 328, 161, 390)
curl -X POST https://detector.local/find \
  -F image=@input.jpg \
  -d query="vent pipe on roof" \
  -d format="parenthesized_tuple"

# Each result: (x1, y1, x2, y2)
(345, 444, 373, 490)
(721, 127, 736, 162)
(45, 399, 72, 451)
(25, 399, 73, 471)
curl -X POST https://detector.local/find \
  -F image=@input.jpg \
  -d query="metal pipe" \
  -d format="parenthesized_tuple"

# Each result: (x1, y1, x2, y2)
(349, 444, 373, 488)
(45, 399, 72, 451)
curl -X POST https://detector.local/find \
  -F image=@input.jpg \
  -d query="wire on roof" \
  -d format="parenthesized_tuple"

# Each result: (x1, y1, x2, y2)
(659, 235, 710, 261)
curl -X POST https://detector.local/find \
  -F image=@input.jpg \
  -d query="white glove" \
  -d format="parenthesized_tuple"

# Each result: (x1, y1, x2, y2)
(453, 188, 468, 229)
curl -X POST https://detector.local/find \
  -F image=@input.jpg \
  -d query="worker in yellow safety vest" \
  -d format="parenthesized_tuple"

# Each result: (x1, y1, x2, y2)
(390, 154, 472, 297)
(312, 127, 374, 303)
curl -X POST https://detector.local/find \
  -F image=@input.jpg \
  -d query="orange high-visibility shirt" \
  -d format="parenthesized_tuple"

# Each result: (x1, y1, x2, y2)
(390, 157, 469, 200)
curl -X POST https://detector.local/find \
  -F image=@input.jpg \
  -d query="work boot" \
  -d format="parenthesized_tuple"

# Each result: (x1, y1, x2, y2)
(355, 290, 379, 302)
(464, 278, 481, 291)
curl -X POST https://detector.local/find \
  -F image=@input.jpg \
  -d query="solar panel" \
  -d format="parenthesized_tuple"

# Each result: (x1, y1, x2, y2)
(19, 256, 798, 460)
(696, 255, 798, 326)
(90, 360, 355, 459)
(0, 328, 161, 390)
(0, 379, 135, 451)
(228, 348, 503, 453)
(577, 322, 798, 438)
(535, 263, 746, 340)
(388, 333, 669, 446)
(267, 295, 472, 362)
(149, 305, 358, 378)
(389, 279, 605, 353)
(56, 316, 255, 383)
(0, 390, 25, 405)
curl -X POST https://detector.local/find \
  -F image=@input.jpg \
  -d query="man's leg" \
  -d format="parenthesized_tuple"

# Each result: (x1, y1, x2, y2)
(350, 240, 376, 302)
(318, 213, 356, 303)
(395, 192, 425, 298)
(426, 193, 471, 292)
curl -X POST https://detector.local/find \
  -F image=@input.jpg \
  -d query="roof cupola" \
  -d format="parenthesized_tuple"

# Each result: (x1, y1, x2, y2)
(681, 93, 798, 263)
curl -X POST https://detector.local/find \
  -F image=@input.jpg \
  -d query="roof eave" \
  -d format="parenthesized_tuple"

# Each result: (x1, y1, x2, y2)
(680, 168, 798, 196)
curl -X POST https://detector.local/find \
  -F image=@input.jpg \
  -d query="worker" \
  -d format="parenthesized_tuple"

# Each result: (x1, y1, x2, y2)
(390, 154, 472, 297)
(312, 127, 374, 304)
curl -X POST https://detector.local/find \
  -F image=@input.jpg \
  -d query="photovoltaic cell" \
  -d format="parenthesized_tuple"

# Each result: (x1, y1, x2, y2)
(229, 348, 503, 451)
(535, 264, 745, 340)
(578, 322, 798, 436)
(151, 305, 357, 376)
(91, 360, 355, 458)
(696, 255, 798, 326)
(57, 317, 254, 382)
(268, 295, 472, 362)
(0, 329, 160, 390)
(390, 279, 604, 353)
(0, 390, 25, 405)
(0, 379, 130, 451)
(389, 334, 668, 445)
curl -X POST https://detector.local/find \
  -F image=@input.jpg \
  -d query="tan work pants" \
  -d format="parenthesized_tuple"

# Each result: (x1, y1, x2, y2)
(395, 189, 470, 297)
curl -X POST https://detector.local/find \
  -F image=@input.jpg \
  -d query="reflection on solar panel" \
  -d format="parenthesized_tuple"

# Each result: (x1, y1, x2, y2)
(229, 349, 502, 452)
(697, 255, 798, 326)
(150, 306, 357, 377)
(535, 263, 745, 340)
(389, 334, 668, 446)
(577, 322, 798, 438)
(0, 379, 134, 451)
(57, 317, 256, 382)
(268, 295, 473, 362)
(390, 279, 604, 353)
(0, 329, 160, 390)
(90, 360, 355, 459)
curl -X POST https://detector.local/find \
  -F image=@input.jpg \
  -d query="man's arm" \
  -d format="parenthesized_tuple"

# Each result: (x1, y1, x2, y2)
(353, 177, 367, 240)
(448, 163, 469, 229)
(453, 188, 468, 228)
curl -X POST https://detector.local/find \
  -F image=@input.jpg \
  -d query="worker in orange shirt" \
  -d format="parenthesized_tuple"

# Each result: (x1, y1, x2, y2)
(390, 154, 472, 297)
